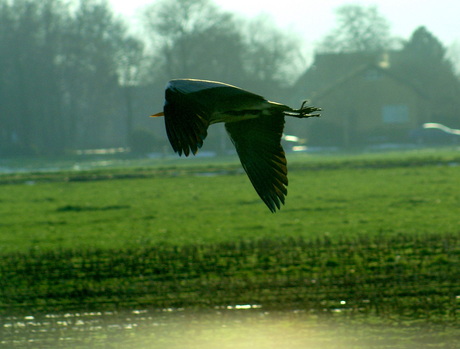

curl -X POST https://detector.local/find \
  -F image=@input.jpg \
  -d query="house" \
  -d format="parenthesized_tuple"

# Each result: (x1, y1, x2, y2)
(290, 52, 432, 146)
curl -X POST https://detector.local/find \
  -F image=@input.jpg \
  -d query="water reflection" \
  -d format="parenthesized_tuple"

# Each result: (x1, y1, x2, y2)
(2, 306, 458, 349)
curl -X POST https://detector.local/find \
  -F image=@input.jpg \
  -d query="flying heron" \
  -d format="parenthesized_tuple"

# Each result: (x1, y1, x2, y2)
(151, 79, 321, 212)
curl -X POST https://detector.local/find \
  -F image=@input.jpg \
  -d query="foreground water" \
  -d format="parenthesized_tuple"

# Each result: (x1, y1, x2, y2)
(1, 307, 458, 349)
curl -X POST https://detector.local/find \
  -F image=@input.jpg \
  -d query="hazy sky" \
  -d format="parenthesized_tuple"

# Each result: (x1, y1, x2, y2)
(108, 0, 460, 48)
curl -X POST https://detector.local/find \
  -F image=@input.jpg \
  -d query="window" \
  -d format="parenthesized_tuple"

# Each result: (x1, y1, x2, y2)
(382, 104, 409, 124)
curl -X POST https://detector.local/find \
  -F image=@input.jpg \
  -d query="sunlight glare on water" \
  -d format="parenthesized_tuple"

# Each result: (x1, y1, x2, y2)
(1, 307, 455, 349)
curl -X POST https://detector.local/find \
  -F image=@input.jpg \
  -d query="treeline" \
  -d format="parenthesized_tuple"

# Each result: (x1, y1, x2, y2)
(0, 0, 304, 156)
(1, 1, 459, 156)
(1, 0, 130, 155)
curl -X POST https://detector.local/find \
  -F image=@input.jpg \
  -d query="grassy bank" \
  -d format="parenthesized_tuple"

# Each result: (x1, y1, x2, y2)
(1, 233, 459, 322)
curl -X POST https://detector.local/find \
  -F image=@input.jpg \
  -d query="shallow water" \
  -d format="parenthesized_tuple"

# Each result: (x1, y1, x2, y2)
(1, 307, 458, 349)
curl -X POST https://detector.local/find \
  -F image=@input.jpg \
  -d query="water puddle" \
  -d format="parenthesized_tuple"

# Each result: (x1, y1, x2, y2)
(1, 306, 457, 349)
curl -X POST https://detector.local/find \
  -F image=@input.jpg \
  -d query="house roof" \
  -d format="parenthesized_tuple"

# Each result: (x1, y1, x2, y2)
(311, 63, 428, 102)
(291, 51, 427, 104)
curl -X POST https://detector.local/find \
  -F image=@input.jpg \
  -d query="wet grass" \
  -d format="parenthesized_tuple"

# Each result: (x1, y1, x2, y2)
(1, 233, 458, 321)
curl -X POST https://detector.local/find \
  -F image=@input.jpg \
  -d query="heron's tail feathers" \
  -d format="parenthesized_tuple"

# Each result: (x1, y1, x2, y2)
(285, 101, 321, 119)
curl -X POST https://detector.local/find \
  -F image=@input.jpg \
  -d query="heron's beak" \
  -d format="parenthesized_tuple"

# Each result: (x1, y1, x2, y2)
(150, 111, 164, 117)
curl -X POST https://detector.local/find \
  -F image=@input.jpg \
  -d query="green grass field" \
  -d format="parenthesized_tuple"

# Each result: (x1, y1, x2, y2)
(1, 148, 459, 347)
(1, 148, 459, 252)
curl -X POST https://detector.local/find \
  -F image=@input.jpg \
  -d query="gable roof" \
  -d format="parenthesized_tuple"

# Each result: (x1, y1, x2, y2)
(290, 51, 427, 104)
(312, 63, 427, 102)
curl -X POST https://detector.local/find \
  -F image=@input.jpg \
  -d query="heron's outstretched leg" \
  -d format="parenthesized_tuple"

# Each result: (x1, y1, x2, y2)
(285, 100, 321, 118)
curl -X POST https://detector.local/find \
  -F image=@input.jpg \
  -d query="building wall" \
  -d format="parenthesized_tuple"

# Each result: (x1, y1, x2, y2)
(312, 68, 429, 145)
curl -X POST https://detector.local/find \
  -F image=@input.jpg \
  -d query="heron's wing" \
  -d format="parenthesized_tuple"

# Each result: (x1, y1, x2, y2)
(170, 79, 268, 115)
(164, 81, 266, 157)
(225, 115, 287, 212)
(164, 88, 210, 156)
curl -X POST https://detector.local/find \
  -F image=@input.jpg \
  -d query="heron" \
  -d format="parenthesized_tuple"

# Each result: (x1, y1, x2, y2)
(151, 79, 321, 212)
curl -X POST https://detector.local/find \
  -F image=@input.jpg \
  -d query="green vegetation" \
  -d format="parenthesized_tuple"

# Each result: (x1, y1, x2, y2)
(1, 149, 459, 252)
(1, 233, 458, 320)
(0, 149, 459, 325)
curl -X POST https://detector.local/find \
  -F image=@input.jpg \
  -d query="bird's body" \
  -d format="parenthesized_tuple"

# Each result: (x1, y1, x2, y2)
(151, 79, 320, 212)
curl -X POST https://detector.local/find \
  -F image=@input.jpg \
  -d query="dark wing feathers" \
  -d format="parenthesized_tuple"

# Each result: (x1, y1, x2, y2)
(163, 82, 266, 157)
(164, 88, 210, 156)
(225, 114, 287, 212)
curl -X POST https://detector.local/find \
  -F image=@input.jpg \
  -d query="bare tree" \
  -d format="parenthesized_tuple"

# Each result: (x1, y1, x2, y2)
(241, 14, 305, 96)
(142, 0, 245, 82)
(62, 0, 129, 149)
(318, 4, 393, 53)
(142, 1, 305, 94)
(116, 36, 145, 143)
